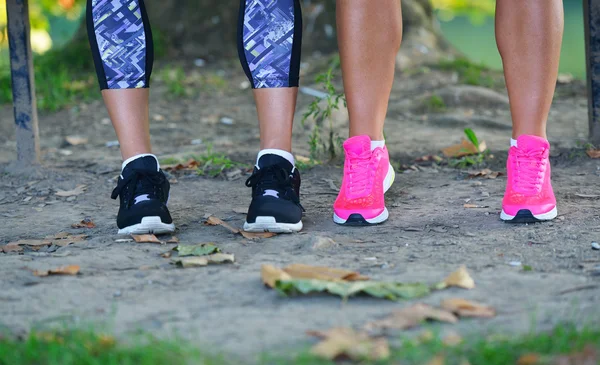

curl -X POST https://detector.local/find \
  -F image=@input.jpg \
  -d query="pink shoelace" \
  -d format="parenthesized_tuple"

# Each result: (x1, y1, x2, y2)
(346, 150, 374, 195)
(510, 148, 547, 195)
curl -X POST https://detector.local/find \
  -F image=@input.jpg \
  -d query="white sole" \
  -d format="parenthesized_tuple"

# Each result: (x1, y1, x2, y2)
(333, 164, 395, 225)
(500, 206, 558, 222)
(243, 216, 303, 233)
(118, 216, 175, 235)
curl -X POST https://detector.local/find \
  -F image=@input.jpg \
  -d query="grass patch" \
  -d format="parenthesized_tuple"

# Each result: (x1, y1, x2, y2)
(1, 325, 598, 365)
(423, 94, 446, 112)
(0, 38, 99, 111)
(193, 145, 249, 178)
(436, 57, 496, 88)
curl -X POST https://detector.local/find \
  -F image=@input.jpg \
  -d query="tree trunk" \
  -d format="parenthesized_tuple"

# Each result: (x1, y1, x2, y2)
(142, 0, 453, 62)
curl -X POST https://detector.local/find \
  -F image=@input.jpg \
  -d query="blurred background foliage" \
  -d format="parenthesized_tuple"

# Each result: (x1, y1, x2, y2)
(0, 0, 587, 111)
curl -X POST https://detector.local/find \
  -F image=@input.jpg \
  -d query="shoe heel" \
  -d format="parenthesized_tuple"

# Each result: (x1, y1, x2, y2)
(383, 164, 395, 193)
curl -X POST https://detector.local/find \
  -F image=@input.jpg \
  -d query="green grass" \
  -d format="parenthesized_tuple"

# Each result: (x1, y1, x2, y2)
(423, 94, 446, 112)
(436, 57, 496, 88)
(0, 38, 98, 111)
(1, 325, 598, 365)
(193, 145, 249, 178)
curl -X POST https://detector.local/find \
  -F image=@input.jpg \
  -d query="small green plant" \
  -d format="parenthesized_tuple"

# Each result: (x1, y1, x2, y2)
(193, 145, 247, 178)
(448, 128, 489, 168)
(424, 94, 446, 112)
(160, 66, 187, 98)
(302, 55, 346, 161)
(436, 57, 495, 88)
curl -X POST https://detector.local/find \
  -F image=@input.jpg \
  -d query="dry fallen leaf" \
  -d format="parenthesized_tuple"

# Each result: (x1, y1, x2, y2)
(468, 168, 503, 179)
(55, 185, 87, 197)
(442, 139, 487, 158)
(65, 136, 88, 146)
(204, 216, 240, 234)
(282, 264, 369, 282)
(1, 245, 24, 253)
(364, 303, 458, 332)
(443, 266, 475, 289)
(307, 328, 390, 361)
(7, 239, 51, 247)
(586, 149, 600, 159)
(441, 298, 496, 318)
(463, 204, 488, 209)
(240, 231, 277, 240)
(51, 234, 87, 247)
(34, 265, 80, 277)
(517, 354, 541, 365)
(261, 264, 292, 288)
(163, 159, 200, 172)
(172, 253, 235, 268)
(166, 236, 179, 244)
(131, 234, 162, 244)
(71, 218, 96, 229)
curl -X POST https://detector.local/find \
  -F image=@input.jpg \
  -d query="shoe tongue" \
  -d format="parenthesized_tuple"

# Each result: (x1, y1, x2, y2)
(516, 135, 549, 152)
(122, 156, 159, 178)
(257, 154, 293, 171)
(344, 135, 371, 155)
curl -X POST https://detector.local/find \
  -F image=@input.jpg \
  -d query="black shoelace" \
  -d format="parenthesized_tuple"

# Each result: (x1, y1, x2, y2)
(111, 169, 166, 208)
(245, 166, 304, 211)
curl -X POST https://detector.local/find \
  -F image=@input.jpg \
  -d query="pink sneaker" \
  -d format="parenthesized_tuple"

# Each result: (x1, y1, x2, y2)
(333, 135, 395, 225)
(501, 135, 557, 223)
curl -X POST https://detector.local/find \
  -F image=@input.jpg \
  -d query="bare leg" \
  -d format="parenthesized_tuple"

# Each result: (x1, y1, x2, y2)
(102, 89, 152, 160)
(253, 88, 298, 152)
(336, 0, 402, 141)
(496, 0, 564, 139)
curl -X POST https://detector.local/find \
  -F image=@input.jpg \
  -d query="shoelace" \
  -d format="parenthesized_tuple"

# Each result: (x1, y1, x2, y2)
(245, 166, 304, 211)
(510, 148, 547, 195)
(111, 169, 166, 208)
(346, 150, 373, 195)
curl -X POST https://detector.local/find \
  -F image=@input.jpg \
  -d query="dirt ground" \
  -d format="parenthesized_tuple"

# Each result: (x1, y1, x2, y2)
(1, 61, 599, 358)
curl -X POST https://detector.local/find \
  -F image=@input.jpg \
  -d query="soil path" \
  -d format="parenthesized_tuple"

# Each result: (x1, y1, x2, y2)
(1, 63, 599, 357)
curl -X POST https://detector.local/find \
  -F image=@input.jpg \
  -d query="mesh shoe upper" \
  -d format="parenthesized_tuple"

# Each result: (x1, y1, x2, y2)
(111, 156, 173, 229)
(502, 135, 556, 216)
(333, 135, 390, 220)
(245, 154, 303, 224)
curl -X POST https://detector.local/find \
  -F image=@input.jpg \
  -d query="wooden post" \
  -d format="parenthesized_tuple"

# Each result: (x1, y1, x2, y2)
(584, 0, 600, 145)
(7, 0, 40, 164)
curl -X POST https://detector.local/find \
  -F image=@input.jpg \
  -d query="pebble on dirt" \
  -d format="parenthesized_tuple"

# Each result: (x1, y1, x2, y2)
(592, 242, 600, 250)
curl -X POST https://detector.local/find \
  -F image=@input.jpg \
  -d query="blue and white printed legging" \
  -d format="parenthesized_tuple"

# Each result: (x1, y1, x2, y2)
(87, 0, 302, 90)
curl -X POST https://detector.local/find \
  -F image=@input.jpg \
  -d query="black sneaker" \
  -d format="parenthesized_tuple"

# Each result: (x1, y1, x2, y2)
(243, 154, 304, 233)
(111, 156, 175, 235)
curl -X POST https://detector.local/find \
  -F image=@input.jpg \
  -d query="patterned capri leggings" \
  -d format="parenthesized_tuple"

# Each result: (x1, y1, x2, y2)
(87, 0, 302, 90)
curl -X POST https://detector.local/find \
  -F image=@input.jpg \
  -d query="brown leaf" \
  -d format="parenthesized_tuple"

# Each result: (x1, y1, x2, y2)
(442, 140, 487, 158)
(34, 265, 80, 277)
(240, 231, 276, 240)
(517, 354, 541, 365)
(261, 264, 292, 288)
(166, 236, 179, 244)
(307, 328, 390, 361)
(7, 239, 51, 247)
(55, 185, 87, 197)
(586, 149, 600, 159)
(131, 234, 162, 244)
(441, 298, 496, 318)
(443, 266, 475, 289)
(51, 234, 87, 247)
(1, 245, 24, 253)
(71, 218, 96, 229)
(468, 168, 503, 179)
(65, 136, 88, 146)
(163, 159, 199, 172)
(282, 263, 369, 282)
(463, 204, 488, 209)
(204, 216, 240, 234)
(364, 303, 458, 332)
